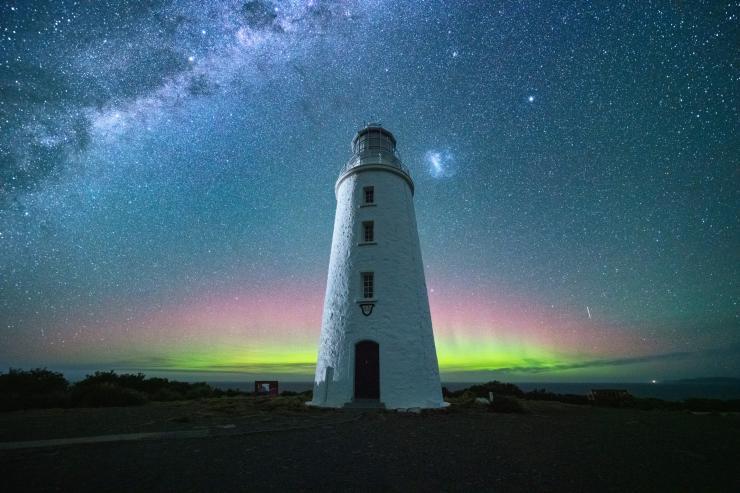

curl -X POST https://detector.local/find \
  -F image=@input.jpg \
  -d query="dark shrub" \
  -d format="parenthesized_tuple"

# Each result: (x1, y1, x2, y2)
(75, 370, 125, 387)
(489, 395, 525, 413)
(71, 382, 147, 407)
(0, 368, 69, 394)
(112, 372, 147, 391)
(139, 377, 172, 395)
(446, 390, 479, 409)
(73, 372, 218, 402)
(151, 388, 185, 401)
(467, 381, 525, 398)
(259, 395, 310, 412)
(184, 383, 214, 400)
(218, 388, 247, 397)
(525, 389, 590, 405)
(629, 397, 681, 411)
(1, 368, 254, 411)
(683, 398, 740, 412)
(726, 400, 740, 412)
(0, 368, 70, 411)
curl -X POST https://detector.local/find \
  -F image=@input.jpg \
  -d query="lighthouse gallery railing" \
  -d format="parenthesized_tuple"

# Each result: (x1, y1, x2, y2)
(339, 149, 411, 179)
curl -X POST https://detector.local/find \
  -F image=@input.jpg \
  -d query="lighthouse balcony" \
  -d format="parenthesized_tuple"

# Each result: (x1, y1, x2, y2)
(339, 149, 411, 180)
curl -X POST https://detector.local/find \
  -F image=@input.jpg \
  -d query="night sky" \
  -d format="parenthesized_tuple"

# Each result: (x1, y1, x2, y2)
(1, 1, 738, 382)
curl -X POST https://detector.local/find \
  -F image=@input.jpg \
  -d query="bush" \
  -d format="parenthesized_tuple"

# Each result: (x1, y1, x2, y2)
(213, 388, 247, 398)
(72, 372, 221, 403)
(445, 381, 524, 399)
(629, 397, 681, 411)
(151, 388, 186, 401)
(471, 381, 525, 398)
(258, 395, 309, 412)
(489, 395, 525, 413)
(445, 390, 479, 409)
(184, 383, 215, 400)
(71, 382, 147, 407)
(525, 389, 589, 405)
(0, 368, 70, 411)
(0, 368, 309, 411)
(684, 398, 740, 413)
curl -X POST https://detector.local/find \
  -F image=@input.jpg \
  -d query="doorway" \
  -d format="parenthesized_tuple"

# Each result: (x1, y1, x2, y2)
(354, 340, 380, 400)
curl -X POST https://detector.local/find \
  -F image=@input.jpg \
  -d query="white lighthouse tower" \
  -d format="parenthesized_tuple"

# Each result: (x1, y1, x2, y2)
(309, 124, 446, 409)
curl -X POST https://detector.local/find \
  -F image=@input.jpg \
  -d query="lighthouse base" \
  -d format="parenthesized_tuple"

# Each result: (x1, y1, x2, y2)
(306, 399, 449, 410)
(343, 399, 386, 410)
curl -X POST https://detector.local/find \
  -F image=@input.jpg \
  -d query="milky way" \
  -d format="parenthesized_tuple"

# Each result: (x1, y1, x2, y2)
(1, 1, 738, 382)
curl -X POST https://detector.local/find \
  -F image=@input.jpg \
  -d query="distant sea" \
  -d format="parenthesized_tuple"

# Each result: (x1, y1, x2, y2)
(209, 380, 740, 401)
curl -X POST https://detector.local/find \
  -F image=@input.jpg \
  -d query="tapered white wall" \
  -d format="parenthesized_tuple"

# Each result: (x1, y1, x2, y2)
(310, 142, 446, 409)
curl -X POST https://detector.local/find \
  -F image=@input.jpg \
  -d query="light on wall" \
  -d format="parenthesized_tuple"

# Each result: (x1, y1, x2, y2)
(359, 302, 374, 316)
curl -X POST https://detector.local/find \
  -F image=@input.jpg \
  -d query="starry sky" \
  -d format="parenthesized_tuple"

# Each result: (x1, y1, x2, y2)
(1, 1, 738, 382)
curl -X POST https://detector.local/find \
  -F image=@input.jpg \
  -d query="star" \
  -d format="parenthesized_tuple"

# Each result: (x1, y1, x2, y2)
(0, 0, 735, 384)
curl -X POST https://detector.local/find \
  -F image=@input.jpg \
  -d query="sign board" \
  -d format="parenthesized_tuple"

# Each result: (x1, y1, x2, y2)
(254, 380, 279, 396)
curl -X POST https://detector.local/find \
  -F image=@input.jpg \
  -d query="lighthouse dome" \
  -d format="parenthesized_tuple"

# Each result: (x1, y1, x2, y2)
(339, 124, 413, 195)
(351, 123, 397, 154)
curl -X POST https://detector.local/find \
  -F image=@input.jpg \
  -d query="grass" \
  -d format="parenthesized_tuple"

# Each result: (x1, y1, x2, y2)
(3, 369, 739, 413)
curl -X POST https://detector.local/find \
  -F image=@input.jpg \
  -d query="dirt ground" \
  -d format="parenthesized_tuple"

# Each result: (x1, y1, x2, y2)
(1, 397, 739, 492)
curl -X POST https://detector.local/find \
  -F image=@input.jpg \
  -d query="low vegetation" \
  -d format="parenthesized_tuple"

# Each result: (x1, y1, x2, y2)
(444, 380, 740, 413)
(443, 380, 525, 399)
(0, 368, 70, 411)
(488, 395, 526, 413)
(523, 388, 589, 406)
(256, 394, 313, 412)
(2, 369, 739, 413)
(0, 368, 249, 411)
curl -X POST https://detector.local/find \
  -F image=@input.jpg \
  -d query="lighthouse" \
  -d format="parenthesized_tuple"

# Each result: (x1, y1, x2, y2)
(309, 124, 446, 409)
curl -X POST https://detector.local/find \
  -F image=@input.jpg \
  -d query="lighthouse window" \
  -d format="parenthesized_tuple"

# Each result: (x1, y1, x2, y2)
(362, 221, 374, 243)
(362, 272, 374, 299)
(363, 186, 374, 204)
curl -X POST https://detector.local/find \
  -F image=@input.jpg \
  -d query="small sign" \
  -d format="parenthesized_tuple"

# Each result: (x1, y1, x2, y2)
(254, 380, 279, 396)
